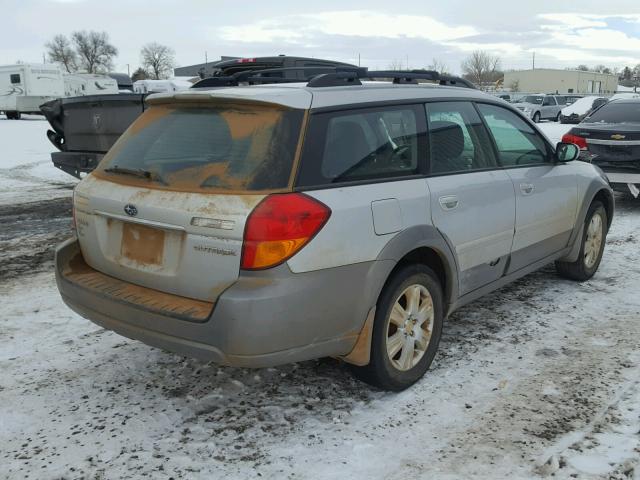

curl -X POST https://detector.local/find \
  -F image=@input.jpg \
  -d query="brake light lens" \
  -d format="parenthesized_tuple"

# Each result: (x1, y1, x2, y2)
(561, 133, 588, 150)
(241, 193, 331, 270)
(237, 58, 256, 63)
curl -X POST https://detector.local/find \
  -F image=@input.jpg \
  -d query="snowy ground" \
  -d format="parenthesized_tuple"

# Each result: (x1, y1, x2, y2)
(1, 118, 639, 480)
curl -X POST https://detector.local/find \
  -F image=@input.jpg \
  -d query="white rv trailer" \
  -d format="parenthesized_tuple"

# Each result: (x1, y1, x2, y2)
(0, 64, 65, 119)
(63, 73, 119, 97)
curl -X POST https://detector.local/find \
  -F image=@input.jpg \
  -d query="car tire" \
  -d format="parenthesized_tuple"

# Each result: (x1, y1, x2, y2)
(556, 201, 607, 281)
(350, 264, 444, 391)
(555, 112, 561, 122)
(533, 112, 541, 123)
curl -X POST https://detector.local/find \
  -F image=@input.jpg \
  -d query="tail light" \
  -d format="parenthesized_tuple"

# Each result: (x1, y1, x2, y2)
(241, 193, 331, 270)
(562, 133, 588, 150)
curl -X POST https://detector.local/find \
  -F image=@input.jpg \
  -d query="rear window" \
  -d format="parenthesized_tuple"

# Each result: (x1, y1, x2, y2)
(97, 104, 304, 191)
(523, 96, 543, 105)
(584, 101, 640, 124)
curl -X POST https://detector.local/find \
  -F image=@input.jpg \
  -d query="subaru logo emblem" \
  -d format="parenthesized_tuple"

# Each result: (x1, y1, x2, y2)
(124, 204, 138, 217)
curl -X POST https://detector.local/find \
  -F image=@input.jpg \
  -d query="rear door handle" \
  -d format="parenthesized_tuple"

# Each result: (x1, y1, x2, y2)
(520, 183, 535, 195)
(439, 195, 459, 211)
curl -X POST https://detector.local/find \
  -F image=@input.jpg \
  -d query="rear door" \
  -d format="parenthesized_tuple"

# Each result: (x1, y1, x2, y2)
(541, 96, 557, 119)
(477, 103, 578, 272)
(425, 101, 516, 296)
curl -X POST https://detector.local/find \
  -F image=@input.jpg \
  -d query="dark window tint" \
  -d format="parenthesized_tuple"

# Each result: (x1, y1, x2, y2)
(477, 104, 549, 166)
(425, 102, 498, 174)
(542, 97, 555, 106)
(555, 96, 566, 105)
(297, 105, 425, 186)
(523, 96, 543, 105)
(98, 105, 303, 192)
(10, 74, 20, 84)
(584, 101, 640, 124)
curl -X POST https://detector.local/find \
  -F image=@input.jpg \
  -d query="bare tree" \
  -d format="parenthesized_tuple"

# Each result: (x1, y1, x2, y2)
(140, 42, 176, 79)
(461, 50, 502, 87)
(46, 35, 77, 72)
(131, 67, 149, 82)
(576, 64, 589, 71)
(427, 58, 449, 74)
(71, 31, 118, 73)
(509, 79, 520, 92)
(388, 58, 404, 71)
(592, 64, 612, 74)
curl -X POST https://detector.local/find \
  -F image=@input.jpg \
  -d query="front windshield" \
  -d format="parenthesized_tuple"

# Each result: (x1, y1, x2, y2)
(522, 96, 543, 105)
(584, 102, 640, 124)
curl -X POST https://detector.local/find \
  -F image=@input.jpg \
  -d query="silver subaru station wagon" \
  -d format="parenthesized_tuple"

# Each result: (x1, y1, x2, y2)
(55, 70, 614, 391)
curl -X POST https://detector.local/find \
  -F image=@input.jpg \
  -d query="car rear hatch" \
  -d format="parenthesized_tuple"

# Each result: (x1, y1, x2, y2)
(576, 124, 640, 166)
(73, 95, 308, 304)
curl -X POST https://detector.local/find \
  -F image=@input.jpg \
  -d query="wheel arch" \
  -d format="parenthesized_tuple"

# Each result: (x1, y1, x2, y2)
(560, 180, 614, 263)
(341, 226, 458, 367)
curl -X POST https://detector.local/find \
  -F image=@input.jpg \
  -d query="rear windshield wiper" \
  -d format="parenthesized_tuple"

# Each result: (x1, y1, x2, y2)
(104, 166, 167, 185)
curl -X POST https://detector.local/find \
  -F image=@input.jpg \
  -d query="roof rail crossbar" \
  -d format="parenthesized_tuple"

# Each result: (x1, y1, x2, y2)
(306, 68, 476, 89)
(232, 66, 365, 83)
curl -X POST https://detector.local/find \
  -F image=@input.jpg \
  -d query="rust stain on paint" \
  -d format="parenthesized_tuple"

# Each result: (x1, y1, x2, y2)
(340, 307, 376, 367)
(63, 251, 213, 321)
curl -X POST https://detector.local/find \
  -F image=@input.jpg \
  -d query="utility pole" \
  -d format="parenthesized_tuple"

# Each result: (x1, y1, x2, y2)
(532, 51, 535, 70)
(42, 52, 46, 64)
(127, 64, 130, 76)
(358, 53, 361, 67)
(406, 54, 409, 70)
(205, 51, 208, 74)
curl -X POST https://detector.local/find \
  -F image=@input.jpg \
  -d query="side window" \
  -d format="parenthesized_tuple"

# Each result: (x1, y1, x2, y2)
(542, 97, 553, 106)
(10, 74, 20, 84)
(425, 101, 498, 174)
(296, 105, 425, 186)
(477, 103, 550, 167)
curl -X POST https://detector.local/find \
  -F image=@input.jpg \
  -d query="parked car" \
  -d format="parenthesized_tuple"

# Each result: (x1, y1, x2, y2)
(41, 56, 358, 178)
(55, 69, 614, 391)
(559, 96, 608, 124)
(563, 98, 640, 197)
(512, 94, 566, 122)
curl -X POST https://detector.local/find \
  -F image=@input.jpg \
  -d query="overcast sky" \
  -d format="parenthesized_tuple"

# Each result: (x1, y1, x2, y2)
(2, 0, 640, 75)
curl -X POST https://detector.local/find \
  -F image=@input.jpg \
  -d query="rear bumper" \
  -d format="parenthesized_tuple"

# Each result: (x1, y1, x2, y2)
(55, 238, 389, 367)
(52, 151, 104, 179)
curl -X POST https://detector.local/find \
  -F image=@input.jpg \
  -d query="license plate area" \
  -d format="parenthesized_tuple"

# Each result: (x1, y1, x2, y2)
(121, 223, 165, 266)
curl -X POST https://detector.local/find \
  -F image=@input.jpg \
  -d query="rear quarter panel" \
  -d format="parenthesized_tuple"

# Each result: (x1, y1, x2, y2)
(288, 178, 431, 272)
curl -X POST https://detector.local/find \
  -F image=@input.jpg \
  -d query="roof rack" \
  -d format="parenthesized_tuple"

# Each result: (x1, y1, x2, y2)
(191, 66, 365, 89)
(189, 66, 476, 90)
(307, 69, 476, 89)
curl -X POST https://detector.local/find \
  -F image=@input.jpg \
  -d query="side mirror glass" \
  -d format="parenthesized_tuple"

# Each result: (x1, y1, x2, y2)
(555, 142, 580, 162)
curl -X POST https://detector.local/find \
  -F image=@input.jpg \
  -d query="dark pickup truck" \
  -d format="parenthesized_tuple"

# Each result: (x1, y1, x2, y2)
(41, 93, 146, 178)
(41, 55, 357, 179)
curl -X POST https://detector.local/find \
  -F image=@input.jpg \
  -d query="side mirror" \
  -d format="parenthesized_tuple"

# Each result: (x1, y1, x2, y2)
(555, 142, 580, 162)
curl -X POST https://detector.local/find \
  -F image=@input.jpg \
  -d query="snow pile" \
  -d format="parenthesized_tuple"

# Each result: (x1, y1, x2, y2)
(0, 115, 76, 205)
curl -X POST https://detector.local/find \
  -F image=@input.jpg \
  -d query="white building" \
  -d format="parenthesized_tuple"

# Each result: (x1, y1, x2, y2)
(504, 69, 618, 95)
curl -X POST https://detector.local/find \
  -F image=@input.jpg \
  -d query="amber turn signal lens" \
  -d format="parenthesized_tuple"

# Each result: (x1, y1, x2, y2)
(241, 193, 331, 270)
